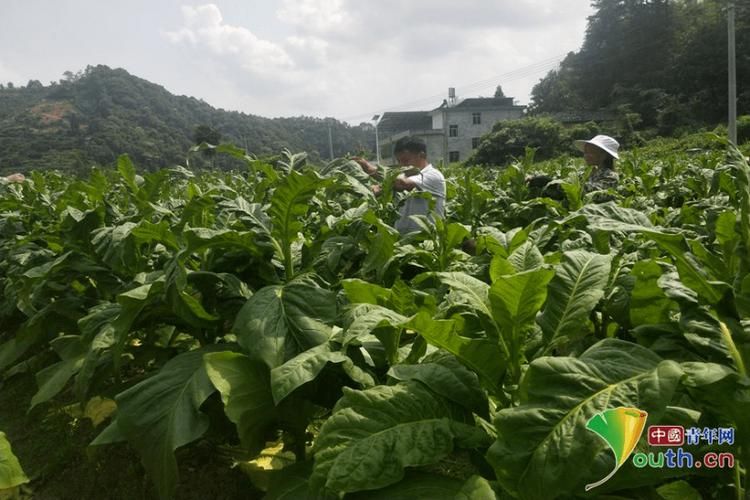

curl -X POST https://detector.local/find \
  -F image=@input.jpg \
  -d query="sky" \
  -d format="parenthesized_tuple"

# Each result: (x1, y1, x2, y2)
(0, 0, 595, 124)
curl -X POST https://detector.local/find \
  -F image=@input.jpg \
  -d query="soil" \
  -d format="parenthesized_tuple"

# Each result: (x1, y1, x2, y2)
(0, 374, 263, 500)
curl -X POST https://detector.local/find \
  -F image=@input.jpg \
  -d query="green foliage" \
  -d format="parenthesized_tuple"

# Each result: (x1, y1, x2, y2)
(468, 116, 566, 166)
(529, 0, 750, 136)
(2, 139, 750, 499)
(0, 65, 374, 175)
(738, 115, 750, 145)
(311, 381, 490, 495)
(0, 432, 29, 490)
(487, 340, 684, 499)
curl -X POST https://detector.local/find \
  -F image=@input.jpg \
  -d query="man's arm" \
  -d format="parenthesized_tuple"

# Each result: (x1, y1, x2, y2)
(351, 157, 383, 195)
(351, 157, 378, 177)
(394, 173, 419, 192)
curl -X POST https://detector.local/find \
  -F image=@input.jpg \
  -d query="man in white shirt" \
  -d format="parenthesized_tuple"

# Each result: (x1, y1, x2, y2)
(354, 136, 445, 235)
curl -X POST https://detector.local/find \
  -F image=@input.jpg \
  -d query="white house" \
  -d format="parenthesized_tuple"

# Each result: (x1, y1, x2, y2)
(377, 88, 525, 164)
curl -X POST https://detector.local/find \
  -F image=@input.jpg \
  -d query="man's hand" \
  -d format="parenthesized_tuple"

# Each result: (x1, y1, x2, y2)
(371, 184, 382, 196)
(393, 173, 417, 192)
(351, 157, 378, 176)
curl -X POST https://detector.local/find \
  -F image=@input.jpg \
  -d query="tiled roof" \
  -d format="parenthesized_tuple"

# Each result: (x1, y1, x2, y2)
(377, 111, 432, 134)
(453, 97, 516, 108)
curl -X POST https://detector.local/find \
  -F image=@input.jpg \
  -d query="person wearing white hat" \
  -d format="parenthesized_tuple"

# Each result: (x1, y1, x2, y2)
(574, 134, 620, 193)
(1, 173, 25, 184)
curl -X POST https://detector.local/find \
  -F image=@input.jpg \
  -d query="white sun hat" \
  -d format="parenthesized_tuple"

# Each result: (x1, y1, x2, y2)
(574, 135, 620, 159)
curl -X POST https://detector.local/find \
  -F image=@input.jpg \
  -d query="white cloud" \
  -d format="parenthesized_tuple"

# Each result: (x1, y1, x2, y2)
(160, 1, 594, 121)
(277, 0, 352, 35)
(164, 4, 294, 74)
(285, 35, 329, 67)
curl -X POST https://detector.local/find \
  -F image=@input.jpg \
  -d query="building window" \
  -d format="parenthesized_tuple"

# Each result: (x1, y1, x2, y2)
(449, 124, 458, 137)
(471, 137, 481, 149)
(449, 151, 460, 162)
(472, 112, 481, 124)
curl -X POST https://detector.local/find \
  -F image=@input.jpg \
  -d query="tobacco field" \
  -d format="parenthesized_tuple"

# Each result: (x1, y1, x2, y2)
(1, 138, 749, 499)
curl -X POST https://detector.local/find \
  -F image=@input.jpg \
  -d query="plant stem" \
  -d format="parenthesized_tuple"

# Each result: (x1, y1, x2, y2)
(720, 321, 748, 377)
(733, 462, 743, 500)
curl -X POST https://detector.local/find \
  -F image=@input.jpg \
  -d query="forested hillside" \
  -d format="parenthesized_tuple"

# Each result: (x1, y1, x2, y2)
(0, 65, 374, 174)
(530, 0, 749, 135)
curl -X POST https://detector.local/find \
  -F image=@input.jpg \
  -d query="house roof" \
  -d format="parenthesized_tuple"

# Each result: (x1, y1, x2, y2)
(456, 97, 516, 108)
(377, 111, 432, 134)
(431, 96, 523, 112)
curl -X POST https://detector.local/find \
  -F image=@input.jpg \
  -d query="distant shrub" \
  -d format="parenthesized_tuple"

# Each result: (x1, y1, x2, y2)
(468, 117, 567, 166)
(737, 115, 750, 145)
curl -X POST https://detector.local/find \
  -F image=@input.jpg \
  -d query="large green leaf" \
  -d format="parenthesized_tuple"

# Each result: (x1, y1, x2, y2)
(429, 272, 492, 321)
(30, 335, 86, 409)
(0, 432, 29, 490)
(681, 362, 750, 469)
(74, 302, 122, 401)
(656, 480, 702, 500)
(115, 347, 222, 500)
(455, 476, 497, 500)
(487, 339, 684, 500)
(183, 227, 266, 256)
(270, 342, 374, 404)
(575, 202, 655, 233)
(388, 354, 488, 417)
(0, 298, 82, 373)
(117, 154, 139, 195)
(506, 241, 545, 273)
(346, 472, 489, 500)
(342, 279, 391, 305)
(343, 304, 408, 364)
(477, 227, 527, 257)
(112, 281, 163, 374)
(91, 222, 144, 275)
(629, 260, 676, 327)
(644, 232, 727, 304)
(537, 250, 612, 345)
(360, 216, 399, 283)
(131, 219, 179, 251)
(489, 267, 554, 342)
(405, 312, 505, 393)
(264, 462, 312, 500)
(233, 279, 335, 368)
(164, 259, 220, 328)
(311, 381, 490, 495)
(203, 351, 275, 453)
(268, 170, 328, 279)
(342, 278, 421, 316)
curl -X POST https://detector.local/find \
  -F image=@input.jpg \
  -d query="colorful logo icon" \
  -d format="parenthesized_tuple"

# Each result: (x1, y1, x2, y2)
(585, 407, 648, 491)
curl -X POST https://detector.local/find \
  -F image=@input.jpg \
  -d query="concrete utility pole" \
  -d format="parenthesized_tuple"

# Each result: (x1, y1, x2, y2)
(728, 1, 737, 143)
(372, 115, 381, 163)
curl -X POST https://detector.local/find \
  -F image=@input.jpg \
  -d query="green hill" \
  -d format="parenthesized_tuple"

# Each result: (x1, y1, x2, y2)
(0, 65, 374, 174)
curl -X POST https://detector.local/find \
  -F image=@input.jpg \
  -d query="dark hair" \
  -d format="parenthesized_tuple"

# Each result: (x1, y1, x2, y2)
(602, 154, 614, 170)
(393, 136, 427, 156)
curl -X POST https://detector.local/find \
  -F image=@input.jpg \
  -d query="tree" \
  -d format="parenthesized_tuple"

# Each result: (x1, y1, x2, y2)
(468, 116, 568, 166)
(529, 0, 749, 133)
(194, 125, 221, 147)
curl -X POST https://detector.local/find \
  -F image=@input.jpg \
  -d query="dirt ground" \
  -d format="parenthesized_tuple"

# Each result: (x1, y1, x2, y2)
(0, 374, 262, 500)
